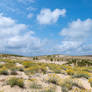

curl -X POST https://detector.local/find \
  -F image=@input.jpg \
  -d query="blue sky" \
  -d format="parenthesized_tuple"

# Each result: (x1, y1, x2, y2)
(0, 0, 92, 56)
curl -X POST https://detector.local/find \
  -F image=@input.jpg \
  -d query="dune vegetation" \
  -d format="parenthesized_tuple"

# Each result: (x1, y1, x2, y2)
(0, 54, 92, 92)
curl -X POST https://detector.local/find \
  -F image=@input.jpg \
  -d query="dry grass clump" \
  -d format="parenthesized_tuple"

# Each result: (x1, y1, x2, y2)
(46, 74, 62, 85)
(61, 77, 73, 92)
(4, 62, 16, 69)
(17, 66, 24, 72)
(30, 82, 42, 89)
(47, 64, 62, 73)
(0, 67, 9, 75)
(23, 61, 35, 68)
(66, 69, 75, 75)
(73, 71, 91, 79)
(29, 78, 37, 82)
(60, 77, 84, 92)
(23, 61, 47, 74)
(7, 77, 24, 88)
(40, 85, 56, 92)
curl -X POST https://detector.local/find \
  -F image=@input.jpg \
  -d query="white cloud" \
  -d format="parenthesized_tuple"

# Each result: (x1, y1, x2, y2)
(0, 14, 46, 56)
(58, 19, 92, 55)
(18, 0, 35, 3)
(37, 8, 66, 24)
(60, 19, 92, 40)
(0, 14, 15, 26)
(27, 13, 33, 18)
(58, 41, 82, 51)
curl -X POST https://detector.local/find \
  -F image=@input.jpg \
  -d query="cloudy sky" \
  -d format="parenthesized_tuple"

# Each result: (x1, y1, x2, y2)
(0, 0, 92, 56)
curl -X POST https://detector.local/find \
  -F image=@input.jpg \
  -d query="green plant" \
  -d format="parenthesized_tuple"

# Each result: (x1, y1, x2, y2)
(18, 67, 24, 71)
(30, 82, 42, 89)
(0, 67, 9, 75)
(41, 88, 55, 92)
(11, 70, 17, 75)
(61, 77, 73, 92)
(66, 69, 75, 75)
(48, 64, 62, 73)
(7, 77, 24, 88)
(73, 71, 90, 79)
(46, 74, 62, 85)
(40, 86, 56, 92)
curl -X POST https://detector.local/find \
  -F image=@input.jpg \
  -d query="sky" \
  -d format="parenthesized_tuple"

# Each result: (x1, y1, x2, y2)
(0, 0, 92, 56)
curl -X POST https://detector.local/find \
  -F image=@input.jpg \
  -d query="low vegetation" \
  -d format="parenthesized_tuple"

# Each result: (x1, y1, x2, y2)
(0, 54, 92, 92)
(7, 77, 24, 88)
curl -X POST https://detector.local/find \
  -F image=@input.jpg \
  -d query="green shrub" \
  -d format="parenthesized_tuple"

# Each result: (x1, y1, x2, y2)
(48, 64, 62, 73)
(4, 62, 16, 69)
(7, 77, 24, 88)
(50, 58, 53, 61)
(23, 61, 36, 68)
(30, 82, 42, 89)
(62, 86, 68, 92)
(66, 69, 75, 75)
(0, 67, 8, 75)
(46, 74, 62, 85)
(40, 86, 56, 92)
(73, 71, 90, 79)
(24, 63, 47, 74)
(11, 70, 17, 75)
(41, 88, 55, 92)
(18, 67, 24, 71)
(10, 68, 17, 75)
(61, 78, 73, 92)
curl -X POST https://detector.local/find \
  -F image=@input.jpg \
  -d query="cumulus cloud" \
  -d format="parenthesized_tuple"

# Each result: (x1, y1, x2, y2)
(58, 19, 92, 55)
(0, 14, 46, 56)
(37, 8, 66, 24)
(60, 19, 92, 40)
(58, 41, 82, 51)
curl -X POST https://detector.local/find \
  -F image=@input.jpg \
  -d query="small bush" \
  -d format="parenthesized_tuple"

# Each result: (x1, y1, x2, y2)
(73, 71, 90, 79)
(66, 69, 75, 75)
(48, 64, 62, 73)
(0, 67, 8, 75)
(10, 67, 18, 75)
(46, 74, 62, 85)
(61, 77, 73, 92)
(29, 78, 37, 82)
(23, 61, 36, 68)
(41, 88, 55, 92)
(40, 86, 56, 92)
(11, 70, 17, 75)
(18, 67, 24, 71)
(30, 82, 42, 89)
(7, 77, 24, 88)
